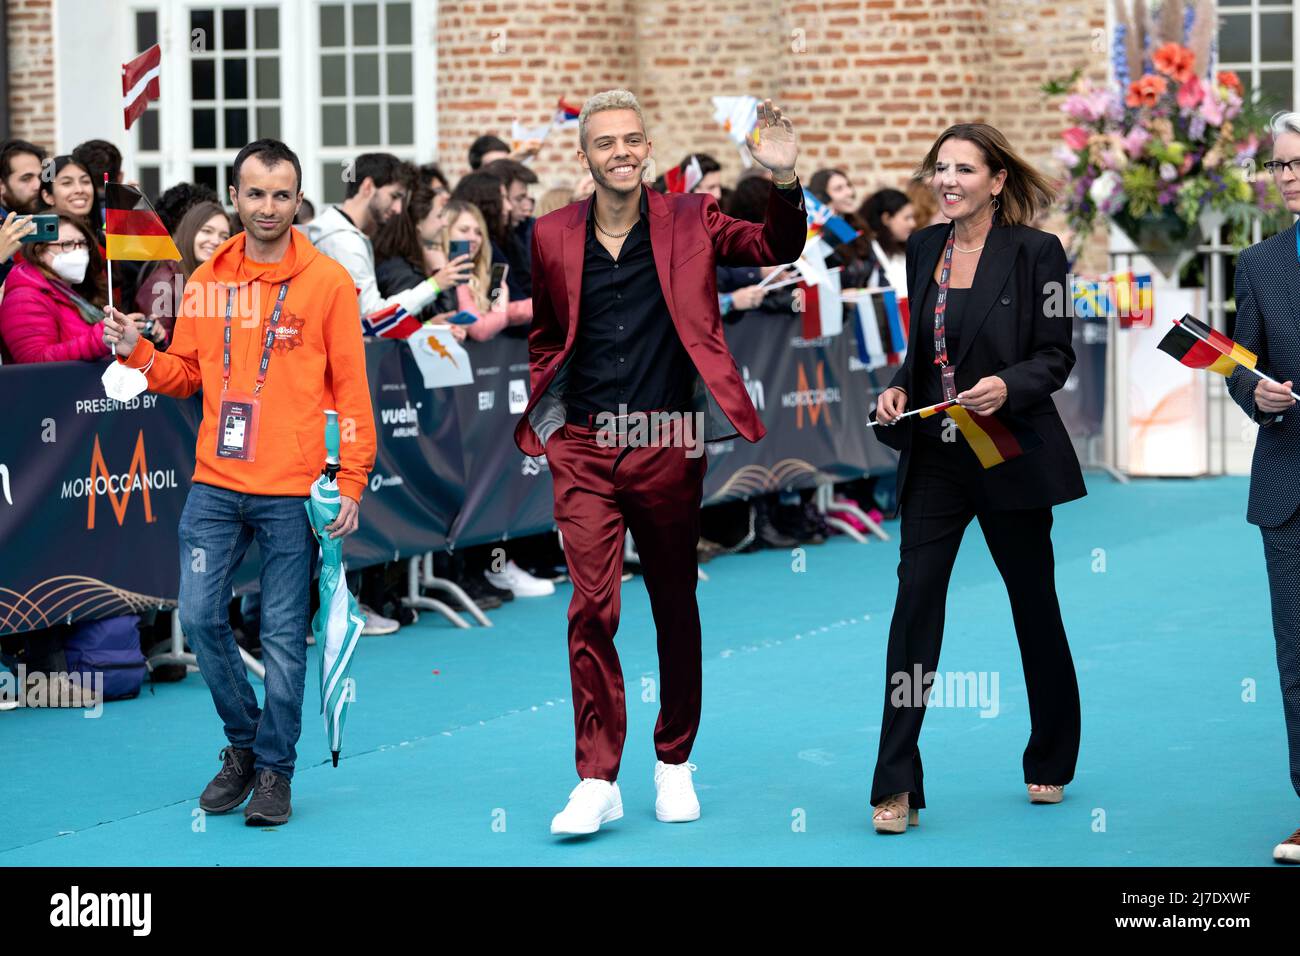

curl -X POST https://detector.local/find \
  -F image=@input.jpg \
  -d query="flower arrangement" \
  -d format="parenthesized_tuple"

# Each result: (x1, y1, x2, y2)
(1045, 0, 1285, 268)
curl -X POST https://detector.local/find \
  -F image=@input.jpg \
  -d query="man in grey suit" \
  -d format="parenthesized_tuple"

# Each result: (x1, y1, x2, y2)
(1226, 110, 1300, 864)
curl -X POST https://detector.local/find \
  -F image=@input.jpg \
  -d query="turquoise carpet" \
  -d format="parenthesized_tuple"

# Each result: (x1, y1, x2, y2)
(2, 475, 1296, 866)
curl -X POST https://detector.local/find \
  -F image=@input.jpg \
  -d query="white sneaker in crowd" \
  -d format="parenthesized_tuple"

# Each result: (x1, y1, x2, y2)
(485, 560, 556, 598)
(550, 778, 623, 835)
(654, 760, 701, 823)
(359, 603, 400, 636)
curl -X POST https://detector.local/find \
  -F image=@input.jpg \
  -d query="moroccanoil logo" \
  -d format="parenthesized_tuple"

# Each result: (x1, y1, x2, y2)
(59, 432, 179, 529)
(780, 362, 841, 428)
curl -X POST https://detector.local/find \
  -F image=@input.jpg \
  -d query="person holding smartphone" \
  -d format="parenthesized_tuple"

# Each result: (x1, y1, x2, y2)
(430, 199, 531, 342)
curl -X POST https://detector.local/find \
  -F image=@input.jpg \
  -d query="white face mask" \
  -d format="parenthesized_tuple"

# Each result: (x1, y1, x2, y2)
(51, 248, 89, 285)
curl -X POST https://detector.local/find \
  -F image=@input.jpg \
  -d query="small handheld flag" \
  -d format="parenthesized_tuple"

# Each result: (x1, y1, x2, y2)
(664, 155, 704, 194)
(1156, 313, 1257, 377)
(803, 189, 860, 246)
(868, 399, 1041, 468)
(122, 45, 162, 130)
(1155, 313, 1300, 401)
(105, 182, 181, 261)
(510, 118, 552, 155)
(361, 301, 422, 339)
(554, 97, 581, 127)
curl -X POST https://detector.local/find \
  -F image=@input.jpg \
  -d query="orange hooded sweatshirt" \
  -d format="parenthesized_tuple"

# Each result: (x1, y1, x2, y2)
(119, 228, 377, 502)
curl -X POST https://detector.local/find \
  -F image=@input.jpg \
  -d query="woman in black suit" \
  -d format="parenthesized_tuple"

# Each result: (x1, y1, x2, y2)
(869, 123, 1087, 833)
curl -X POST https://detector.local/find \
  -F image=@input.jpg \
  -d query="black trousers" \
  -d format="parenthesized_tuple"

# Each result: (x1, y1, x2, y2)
(1260, 507, 1300, 799)
(870, 434, 1081, 809)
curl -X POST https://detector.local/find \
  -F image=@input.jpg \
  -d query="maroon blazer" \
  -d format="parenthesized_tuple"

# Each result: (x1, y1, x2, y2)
(513, 183, 808, 457)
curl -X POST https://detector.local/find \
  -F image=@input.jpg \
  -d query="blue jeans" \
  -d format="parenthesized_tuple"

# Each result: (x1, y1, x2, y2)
(177, 482, 316, 780)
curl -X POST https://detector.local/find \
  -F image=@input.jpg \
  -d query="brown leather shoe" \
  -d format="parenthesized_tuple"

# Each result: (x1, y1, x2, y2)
(1274, 827, 1300, 864)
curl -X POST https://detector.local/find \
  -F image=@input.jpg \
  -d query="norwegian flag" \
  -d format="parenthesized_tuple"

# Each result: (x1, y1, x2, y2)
(361, 302, 422, 339)
(122, 45, 162, 130)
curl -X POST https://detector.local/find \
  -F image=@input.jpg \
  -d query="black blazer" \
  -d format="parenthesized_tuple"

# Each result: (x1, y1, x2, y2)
(871, 221, 1087, 510)
(1226, 219, 1300, 528)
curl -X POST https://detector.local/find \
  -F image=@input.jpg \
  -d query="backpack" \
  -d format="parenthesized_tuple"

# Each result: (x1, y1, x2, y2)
(63, 615, 148, 701)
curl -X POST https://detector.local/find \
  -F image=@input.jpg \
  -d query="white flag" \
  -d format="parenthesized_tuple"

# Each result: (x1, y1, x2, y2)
(406, 326, 474, 389)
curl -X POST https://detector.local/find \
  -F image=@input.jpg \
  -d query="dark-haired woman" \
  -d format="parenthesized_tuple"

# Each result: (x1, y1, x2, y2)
(373, 185, 474, 319)
(868, 124, 1086, 834)
(859, 188, 916, 293)
(808, 167, 876, 289)
(132, 200, 233, 350)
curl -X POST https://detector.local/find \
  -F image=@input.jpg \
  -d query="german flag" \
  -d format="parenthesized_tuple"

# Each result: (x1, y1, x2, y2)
(1156, 313, 1258, 378)
(945, 405, 1042, 469)
(105, 181, 181, 261)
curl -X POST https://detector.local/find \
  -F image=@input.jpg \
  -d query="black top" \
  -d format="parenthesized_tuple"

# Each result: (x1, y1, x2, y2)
(914, 278, 970, 437)
(566, 181, 806, 416)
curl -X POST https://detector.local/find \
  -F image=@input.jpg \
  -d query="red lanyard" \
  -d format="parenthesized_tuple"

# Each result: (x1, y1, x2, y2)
(933, 227, 958, 402)
(223, 281, 290, 394)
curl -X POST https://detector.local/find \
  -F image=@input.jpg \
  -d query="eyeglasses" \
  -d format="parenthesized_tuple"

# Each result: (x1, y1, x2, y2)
(54, 239, 88, 254)
(1263, 159, 1300, 177)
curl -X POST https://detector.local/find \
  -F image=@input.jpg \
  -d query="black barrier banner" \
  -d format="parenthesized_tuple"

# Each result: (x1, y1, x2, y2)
(705, 308, 898, 502)
(445, 329, 556, 549)
(0, 361, 201, 634)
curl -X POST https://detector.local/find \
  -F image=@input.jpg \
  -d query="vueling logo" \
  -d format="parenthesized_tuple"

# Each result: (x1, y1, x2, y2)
(59, 432, 179, 530)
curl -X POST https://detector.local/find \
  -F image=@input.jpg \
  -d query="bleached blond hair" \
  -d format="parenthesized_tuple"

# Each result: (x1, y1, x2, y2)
(578, 90, 647, 152)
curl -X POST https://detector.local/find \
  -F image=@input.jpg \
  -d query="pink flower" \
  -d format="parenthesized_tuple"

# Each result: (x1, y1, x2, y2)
(1062, 90, 1118, 123)
(1062, 126, 1090, 151)
(1123, 127, 1151, 159)
(1200, 91, 1225, 127)
(1177, 75, 1204, 111)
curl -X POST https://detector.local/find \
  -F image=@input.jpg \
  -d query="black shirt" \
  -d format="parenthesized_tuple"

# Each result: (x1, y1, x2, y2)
(566, 181, 804, 416)
(914, 277, 970, 438)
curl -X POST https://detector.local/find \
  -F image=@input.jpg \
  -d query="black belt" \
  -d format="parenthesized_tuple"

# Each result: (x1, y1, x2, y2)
(565, 399, 693, 428)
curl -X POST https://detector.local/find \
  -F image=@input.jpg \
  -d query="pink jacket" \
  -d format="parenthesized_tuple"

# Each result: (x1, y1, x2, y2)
(457, 282, 532, 342)
(0, 259, 111, 364)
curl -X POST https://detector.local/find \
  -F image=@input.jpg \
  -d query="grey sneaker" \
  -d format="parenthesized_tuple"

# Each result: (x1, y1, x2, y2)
(244, 769, 293, 826)
(359, 603, 400, 635)
(199, 746, 257, 813)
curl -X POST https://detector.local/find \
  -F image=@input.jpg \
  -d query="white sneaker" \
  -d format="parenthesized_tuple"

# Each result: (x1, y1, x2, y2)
(1275, 831, 1300, 863)
(654, 760, 701, 823)
(359, 604, 400, 636)
(550, 778, 623, 835)
(485, 560, 556, 598)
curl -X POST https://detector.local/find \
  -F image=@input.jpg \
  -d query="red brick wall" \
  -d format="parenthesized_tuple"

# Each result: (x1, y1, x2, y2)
(6, 0, 56, 151)
(435, 0, 1107, 267)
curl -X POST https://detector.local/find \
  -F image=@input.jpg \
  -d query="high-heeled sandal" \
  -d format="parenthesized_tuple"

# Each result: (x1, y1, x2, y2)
(1027, 784, 1064, 804)
(872, 793, 919, 833)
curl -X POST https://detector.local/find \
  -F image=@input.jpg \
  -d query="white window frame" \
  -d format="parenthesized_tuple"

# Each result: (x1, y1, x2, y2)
(1216, 0, 1300, 117)
(117, 0, 437, 207)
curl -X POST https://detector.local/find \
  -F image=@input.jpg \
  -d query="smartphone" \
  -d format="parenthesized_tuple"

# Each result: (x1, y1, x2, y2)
(490, 262, 508, 290)
(448, 239, 472, 261)
(18, 214, 60, 244)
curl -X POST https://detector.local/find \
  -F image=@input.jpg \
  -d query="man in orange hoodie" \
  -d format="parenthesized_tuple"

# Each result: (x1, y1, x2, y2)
(102, 139, 376, 827)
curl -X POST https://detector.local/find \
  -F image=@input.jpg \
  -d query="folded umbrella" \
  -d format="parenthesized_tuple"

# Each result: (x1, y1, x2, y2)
(305, 410, 366, 767)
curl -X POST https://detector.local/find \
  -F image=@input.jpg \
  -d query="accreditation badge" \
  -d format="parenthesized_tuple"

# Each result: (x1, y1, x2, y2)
(216, 392, 262, 462)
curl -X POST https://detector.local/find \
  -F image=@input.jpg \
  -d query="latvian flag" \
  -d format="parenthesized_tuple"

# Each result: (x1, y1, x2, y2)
(921, 402, 1042, 469)
(555, 97, 581, 127)
(853, 289, 909, 369)
(361, 301, 422, 339)
(105, 182, 180, 260)
(1157, 313, 1258, 378)
(122, 45, 162, 130)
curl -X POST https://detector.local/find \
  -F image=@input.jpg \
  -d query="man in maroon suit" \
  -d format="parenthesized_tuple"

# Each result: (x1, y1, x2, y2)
(513, 89, 805, 835)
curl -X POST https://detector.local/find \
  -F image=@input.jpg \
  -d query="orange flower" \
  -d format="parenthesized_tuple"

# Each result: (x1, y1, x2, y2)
(1217, 70, 1243, 95)
(1153, 43, 1196, 84)
(1125, 74, 1169, 108)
